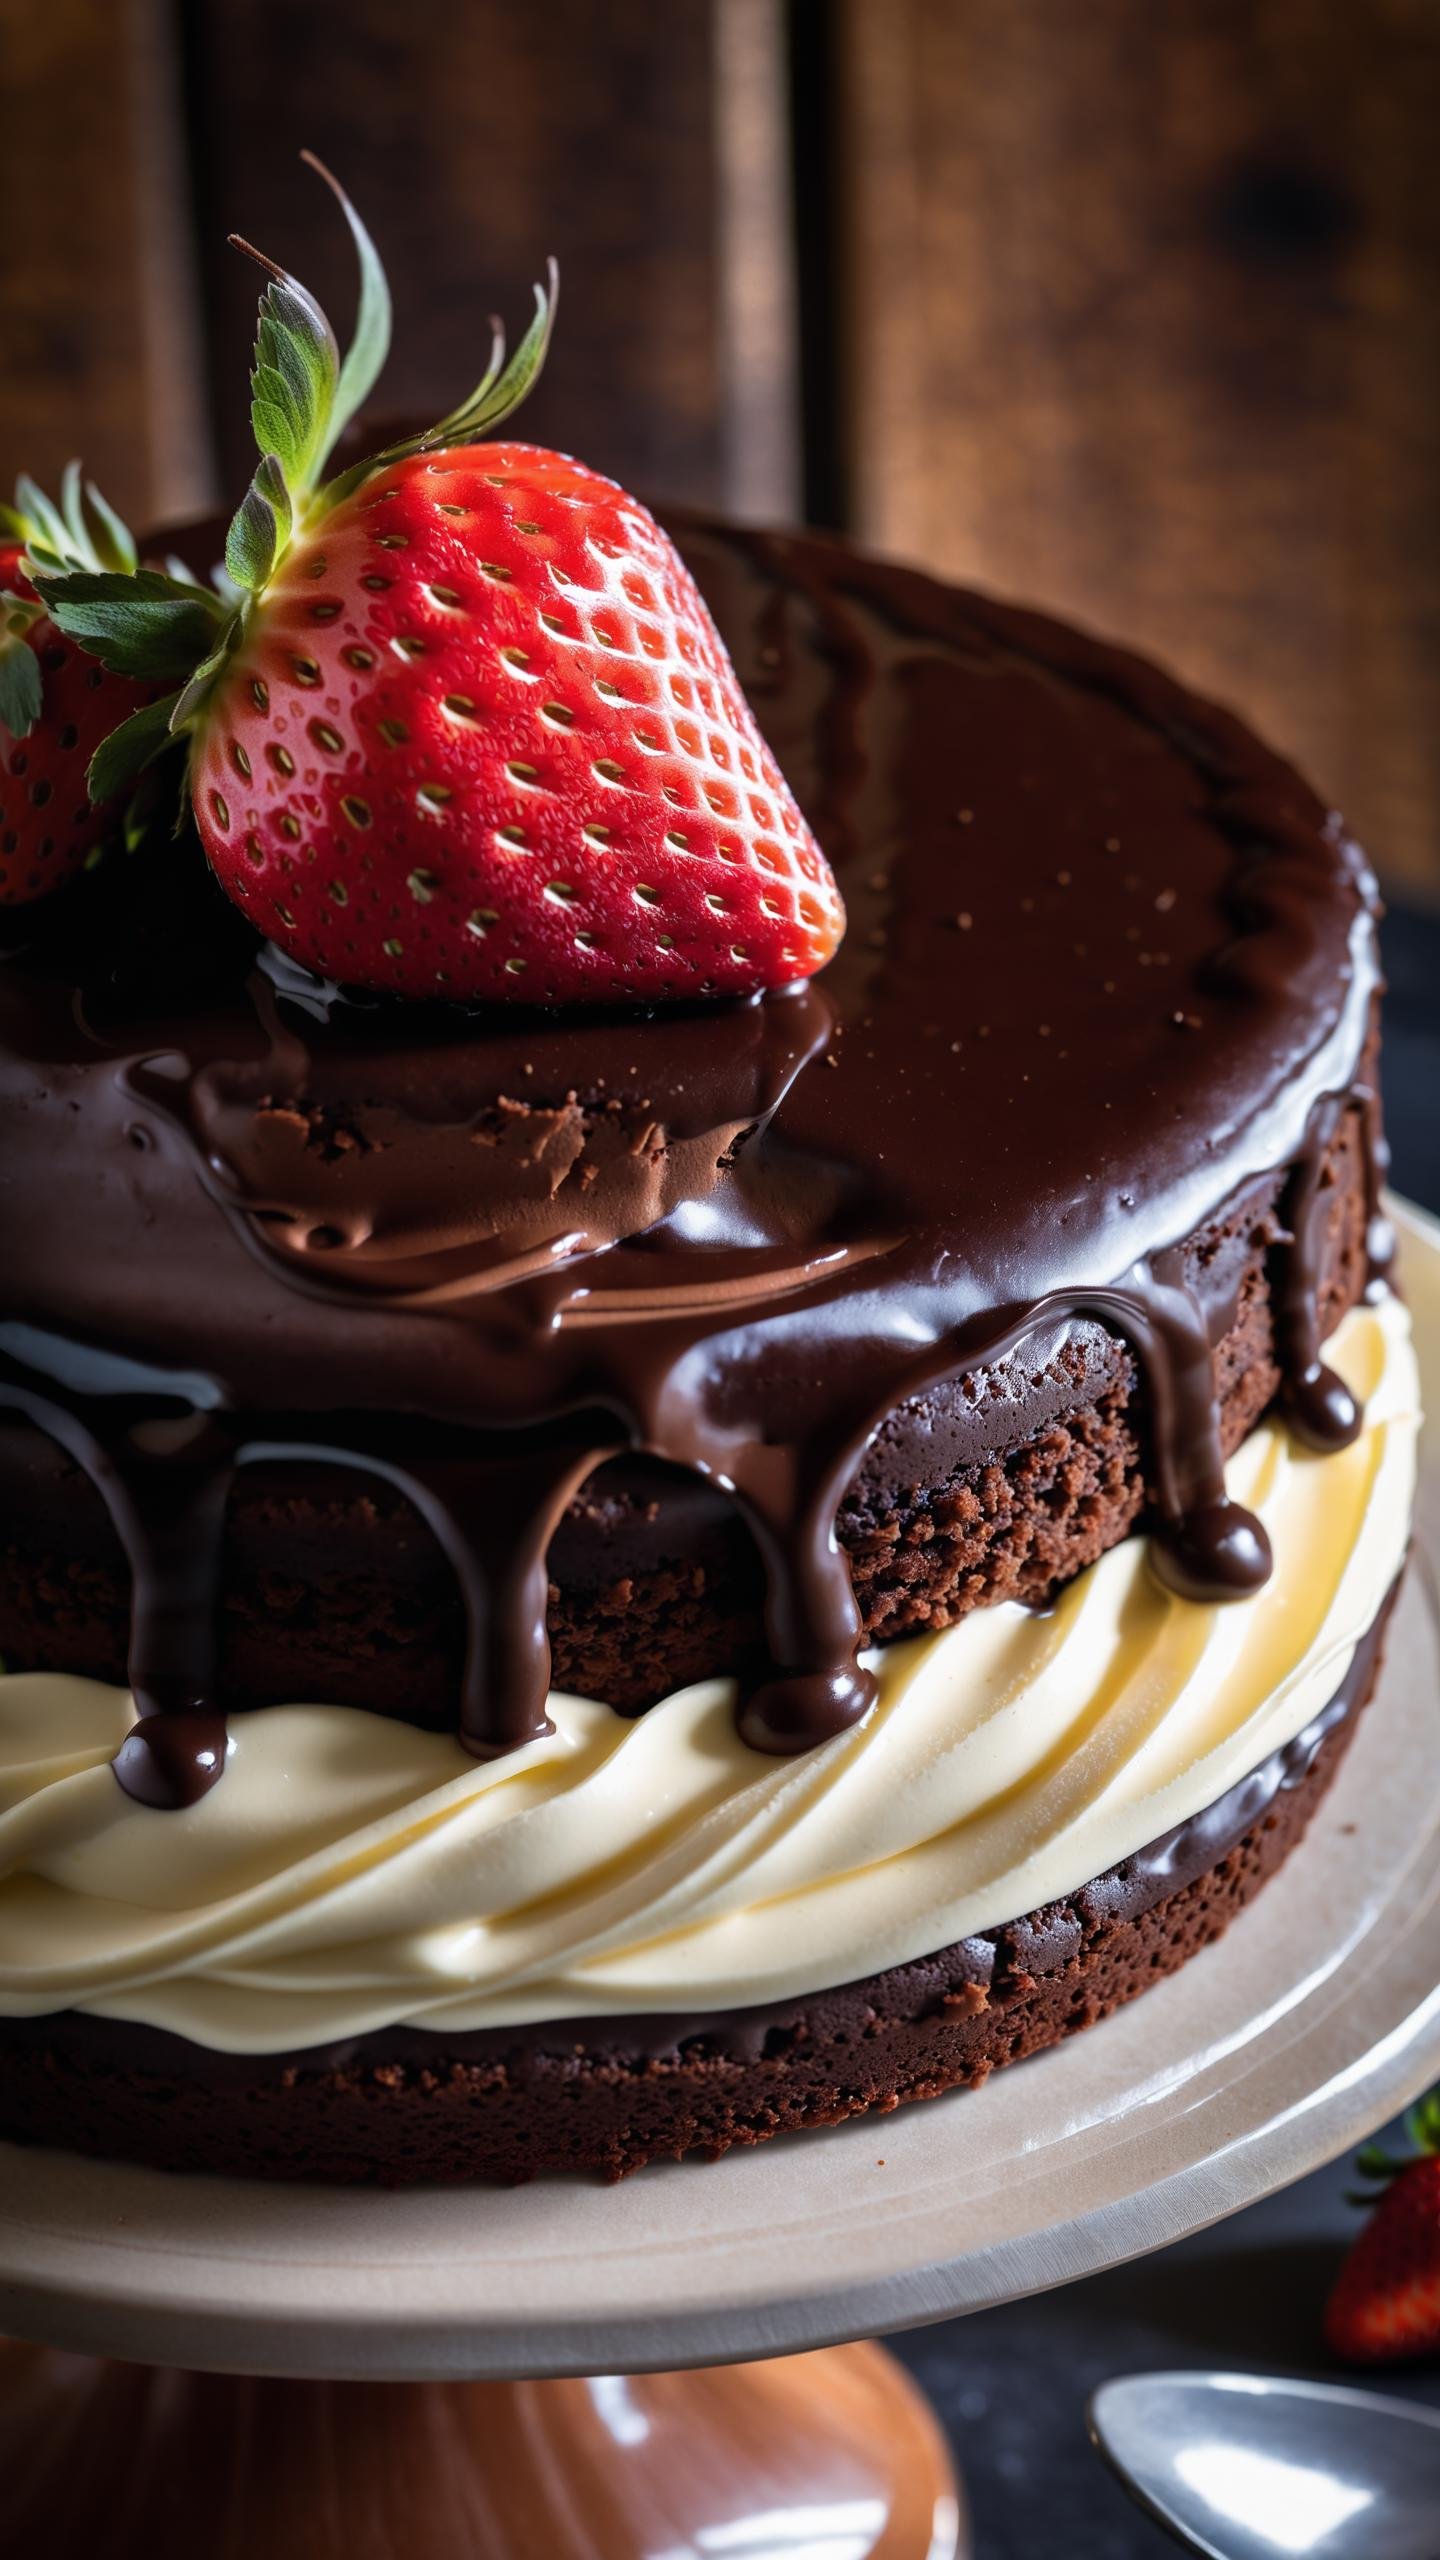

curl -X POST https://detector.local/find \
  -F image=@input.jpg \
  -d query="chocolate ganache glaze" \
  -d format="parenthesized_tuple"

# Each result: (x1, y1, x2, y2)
(0, 517, 1386, 1805)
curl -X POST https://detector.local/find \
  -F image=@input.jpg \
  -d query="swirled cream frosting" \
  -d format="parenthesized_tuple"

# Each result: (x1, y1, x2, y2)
(0, 1293, 1417, 2052)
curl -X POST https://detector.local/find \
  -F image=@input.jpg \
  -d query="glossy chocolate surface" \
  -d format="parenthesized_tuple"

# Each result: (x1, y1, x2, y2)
(0, 518, 1384, 1796)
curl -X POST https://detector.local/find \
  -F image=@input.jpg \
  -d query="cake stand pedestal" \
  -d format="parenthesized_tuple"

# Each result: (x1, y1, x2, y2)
(0, 2335, 964, 2558)
(3, 1206, 1440, 2553)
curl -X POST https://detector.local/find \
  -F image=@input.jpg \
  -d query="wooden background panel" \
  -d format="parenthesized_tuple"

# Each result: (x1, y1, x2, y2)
(182, 0, 798, 524)
(0, 0, 210, 528)
(839, 0, 1440, 898)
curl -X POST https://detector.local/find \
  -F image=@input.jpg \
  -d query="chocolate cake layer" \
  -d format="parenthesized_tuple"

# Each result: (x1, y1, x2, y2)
(0, 1093, 1371, 1717)
(0, 515, 1385, 1787)
(0, 1583, 1393, 2184)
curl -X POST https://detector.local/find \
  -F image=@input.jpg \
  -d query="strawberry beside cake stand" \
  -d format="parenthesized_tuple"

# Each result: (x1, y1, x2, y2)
(3, 1199, 1439, 2559)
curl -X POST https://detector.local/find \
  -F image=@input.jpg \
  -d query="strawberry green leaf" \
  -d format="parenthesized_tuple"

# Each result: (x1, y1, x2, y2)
(31, 568, 226, 681)
(416, 261, 558, 451)
(9, 469, 139, 578)
(169, 626, 241, 732)
(225, 452, 291, 595)
(302, 151, 393, 471)
(157, 557, 226, 605)
(323, 259, 558, 504)
(1405, 2087, 1440, 2157)
(244, 256, 339, 494)
(15, 474, 71, 561)
(57, 462, 137, 576)
(81, 479, 139, 576)
(454, 262, 558, 440)
(0, 631, 42, 740)
(87, 688, 185, 805)
(59, 459, 88, 553)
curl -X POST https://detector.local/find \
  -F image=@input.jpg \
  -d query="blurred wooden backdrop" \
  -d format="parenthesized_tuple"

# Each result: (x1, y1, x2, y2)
(3, 0, 1437, 898)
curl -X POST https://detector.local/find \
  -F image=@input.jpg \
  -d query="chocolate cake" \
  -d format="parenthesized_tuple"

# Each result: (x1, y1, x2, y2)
(0, 511, 1417, 2184)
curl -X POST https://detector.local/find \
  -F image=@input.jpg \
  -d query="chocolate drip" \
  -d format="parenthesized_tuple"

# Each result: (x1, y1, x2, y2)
(320, 1436, 622, 1754)
(916, 1266, 1275, 1608)
(0, 1362, 233, 1807)
(1272, 1096, 1363, 1454)
(107, 1425, 235, 1806)
(732, 1447, 878, 1752)
(0, 1338, 632, 1779)
(0, 514, 1386, 1795)
(1119, 1252, 1273, 1599)
(113, 1712, 230, 1811)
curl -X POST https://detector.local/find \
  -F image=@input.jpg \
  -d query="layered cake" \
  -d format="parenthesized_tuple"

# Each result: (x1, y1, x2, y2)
(0, 176, 1419, 2182)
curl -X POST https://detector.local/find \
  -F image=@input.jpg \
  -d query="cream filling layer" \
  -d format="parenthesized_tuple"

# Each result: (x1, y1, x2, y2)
(0, 1294, 1418, 2053)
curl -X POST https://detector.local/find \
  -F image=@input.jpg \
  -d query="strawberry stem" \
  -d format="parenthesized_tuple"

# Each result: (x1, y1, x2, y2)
(227, 234, 289, 288)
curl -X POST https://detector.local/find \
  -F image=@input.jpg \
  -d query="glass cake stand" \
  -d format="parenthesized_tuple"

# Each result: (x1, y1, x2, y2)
(4, 1202, 1439, 2558)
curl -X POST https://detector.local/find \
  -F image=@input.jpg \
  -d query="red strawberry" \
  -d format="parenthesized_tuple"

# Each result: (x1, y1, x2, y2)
(189, 443, 841, 1001)
(37, 157, 844, 1002)
(0, 475, 157, 907)
(1325, 2093, 1440, 2366)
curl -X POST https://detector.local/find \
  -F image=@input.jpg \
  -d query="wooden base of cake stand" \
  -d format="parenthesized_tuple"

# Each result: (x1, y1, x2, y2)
(0, 2332, 965, 2557)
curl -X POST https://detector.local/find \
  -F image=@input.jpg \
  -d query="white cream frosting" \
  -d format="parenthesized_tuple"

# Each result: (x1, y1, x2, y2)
(0, 1293, 1418, 2052)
